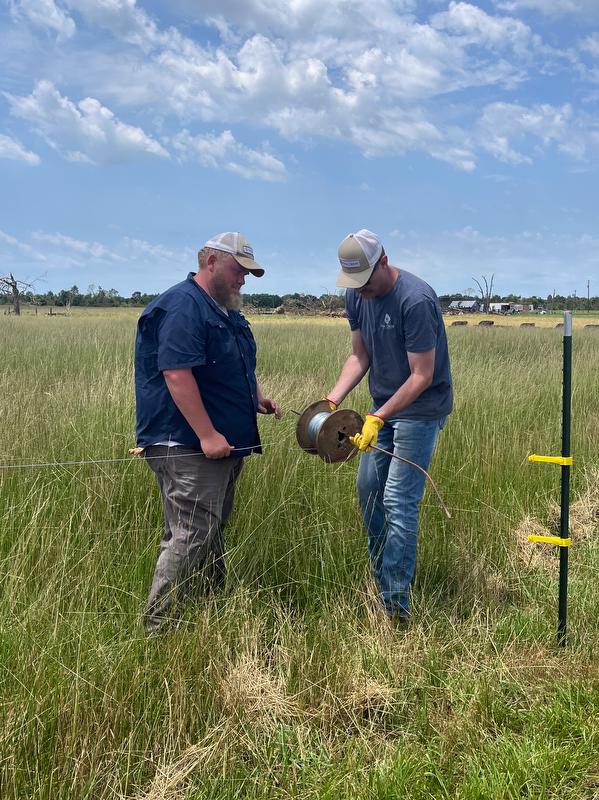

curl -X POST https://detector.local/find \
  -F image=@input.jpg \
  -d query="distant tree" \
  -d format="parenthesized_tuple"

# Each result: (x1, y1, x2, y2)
(242, 293, 283, 308)
(0, 273, 34, 316)
(281, 293, 319, 312)
(68, 285, 81, 306)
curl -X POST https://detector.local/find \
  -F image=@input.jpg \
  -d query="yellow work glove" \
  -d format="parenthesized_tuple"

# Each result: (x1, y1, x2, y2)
(350, 414, 385, 452)
(323, 396, 338, 411)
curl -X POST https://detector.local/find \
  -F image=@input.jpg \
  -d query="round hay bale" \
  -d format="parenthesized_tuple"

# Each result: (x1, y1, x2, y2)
(520, 322, 535, 327)
(478, 319, 494, 326)
(451, 320, 468, 326)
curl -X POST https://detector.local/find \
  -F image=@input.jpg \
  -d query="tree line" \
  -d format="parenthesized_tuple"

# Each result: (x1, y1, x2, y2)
(2, 282, 599, 314)
(0, 284, 346, 312)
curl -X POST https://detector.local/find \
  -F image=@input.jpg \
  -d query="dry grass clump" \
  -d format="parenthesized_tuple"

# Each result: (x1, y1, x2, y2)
(132, 724, 232, 800)
(514, 468, 599, 571)
(219, 653, 301, 727)
(514, 514, 554, 572)
(567, 468, 599, 542)
(344, 673, 396, 720)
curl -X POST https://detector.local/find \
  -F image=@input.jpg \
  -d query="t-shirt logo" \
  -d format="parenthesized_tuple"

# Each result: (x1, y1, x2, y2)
(381, 313, 394, 330)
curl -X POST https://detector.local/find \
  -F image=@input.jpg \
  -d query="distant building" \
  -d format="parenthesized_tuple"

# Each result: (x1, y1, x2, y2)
(489, 302, 535, 314)
(448, 300, 481, 313)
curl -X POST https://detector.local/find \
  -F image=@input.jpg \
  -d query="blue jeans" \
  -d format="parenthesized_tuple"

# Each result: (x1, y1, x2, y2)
(356, 414, 446, 616)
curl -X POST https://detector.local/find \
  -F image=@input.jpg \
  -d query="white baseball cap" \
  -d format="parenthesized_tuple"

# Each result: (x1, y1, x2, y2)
(336, 229, 383, 288)
(204, 232, 265, 276)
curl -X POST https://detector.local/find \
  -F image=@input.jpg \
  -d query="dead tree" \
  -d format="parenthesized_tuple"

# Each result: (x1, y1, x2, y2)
(472, 274, 495, 315)
(0, 273, 33, 316)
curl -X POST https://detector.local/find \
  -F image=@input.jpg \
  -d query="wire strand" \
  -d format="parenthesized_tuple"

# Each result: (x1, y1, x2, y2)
(0, 442, 278, 471)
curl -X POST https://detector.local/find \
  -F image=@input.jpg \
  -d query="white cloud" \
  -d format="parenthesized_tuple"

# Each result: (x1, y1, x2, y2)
(5, 80, 169, 164)
(63, 0, 161, 49)
(432, 2, 534, 53)
(172, 129, 287, 181)
(41, 2, 545, 171)
(169, 0, 417, 37)
(580, 33, 599, 58)
(10, 0, 75, 40)
(3, 229, 195, 270)
(32, 231, 124, 260)
(122, 237, 193, 261)
(348, 107, 477, 171)
(0, 230, 47, 261)
(476, 102, 598, 163)
(496, 0, 599, 18)
(3, 0, 591, 173)
(454, 225, 481, 241)
(0, 132, 40, 165)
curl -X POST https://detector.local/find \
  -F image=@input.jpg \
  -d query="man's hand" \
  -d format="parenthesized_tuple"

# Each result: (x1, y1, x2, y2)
(350, 414, 385, 452)
(258, 397, 283, 419)
(201, 431, 233, 459)
(323, 396, 338, 411)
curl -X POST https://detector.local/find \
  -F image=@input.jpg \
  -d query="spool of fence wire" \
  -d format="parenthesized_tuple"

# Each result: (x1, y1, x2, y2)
(295, 400, 363, 463)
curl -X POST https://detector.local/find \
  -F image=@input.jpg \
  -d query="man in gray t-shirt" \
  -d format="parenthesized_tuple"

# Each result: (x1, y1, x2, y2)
(325, 229, 452, 624)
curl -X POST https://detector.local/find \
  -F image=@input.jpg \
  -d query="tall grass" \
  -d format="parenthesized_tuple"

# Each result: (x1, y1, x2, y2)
(1, 311, 598, 799)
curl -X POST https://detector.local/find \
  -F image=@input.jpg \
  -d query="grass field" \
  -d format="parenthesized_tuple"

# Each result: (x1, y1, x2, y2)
(1, 310, 598, 799)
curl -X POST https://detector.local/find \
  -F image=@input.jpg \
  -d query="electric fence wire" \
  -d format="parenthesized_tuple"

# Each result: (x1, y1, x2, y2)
(0, 441, 279, 471)
(0, 421, 453, 517)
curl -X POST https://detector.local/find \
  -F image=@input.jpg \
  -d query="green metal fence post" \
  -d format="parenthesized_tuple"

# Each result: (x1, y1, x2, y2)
(558, 311, 572, 647)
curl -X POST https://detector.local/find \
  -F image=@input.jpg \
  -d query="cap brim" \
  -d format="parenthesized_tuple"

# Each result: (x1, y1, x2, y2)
(234, 254, 264, 277)
(336, 264, 375, 289)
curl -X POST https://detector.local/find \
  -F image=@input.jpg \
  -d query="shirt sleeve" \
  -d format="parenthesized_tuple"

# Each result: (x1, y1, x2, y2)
(403, 298, 438, 353)
(156, 299, 207, 371)
(345, 290, 360, 331)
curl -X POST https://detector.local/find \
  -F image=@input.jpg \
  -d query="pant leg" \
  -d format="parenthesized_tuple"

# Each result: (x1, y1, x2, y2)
(355, 422, 394, 586)
(203, 457, 243, 593)
(378, 417, 445, 616)
(143, 446, 242, 632)
(150, 459, 175, 568)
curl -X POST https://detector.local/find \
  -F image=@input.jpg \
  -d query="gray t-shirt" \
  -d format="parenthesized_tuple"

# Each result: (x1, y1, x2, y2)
(345, 269, 453, 420)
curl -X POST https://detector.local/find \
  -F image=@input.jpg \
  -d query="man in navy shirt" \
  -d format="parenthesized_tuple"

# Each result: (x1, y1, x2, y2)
(325, 230, 452, 625)
(135, 232, 281, 633)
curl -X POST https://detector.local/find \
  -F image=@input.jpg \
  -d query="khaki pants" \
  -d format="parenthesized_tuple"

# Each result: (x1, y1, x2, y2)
(143, 446, 243, 632)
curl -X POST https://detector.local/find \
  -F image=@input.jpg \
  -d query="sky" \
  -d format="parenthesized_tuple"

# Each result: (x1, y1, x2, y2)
(1, 0, 598, 299)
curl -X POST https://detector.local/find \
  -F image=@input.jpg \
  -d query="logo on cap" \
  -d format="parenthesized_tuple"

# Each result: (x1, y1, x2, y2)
(242, 245, 254, 257)
(340, 258, 362, 270)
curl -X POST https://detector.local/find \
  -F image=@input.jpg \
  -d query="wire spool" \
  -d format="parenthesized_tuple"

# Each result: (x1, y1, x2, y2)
(296, 400, 363, 463)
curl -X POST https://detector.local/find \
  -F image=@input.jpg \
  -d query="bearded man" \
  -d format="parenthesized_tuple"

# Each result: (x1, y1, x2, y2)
(134, 232, 281, 633)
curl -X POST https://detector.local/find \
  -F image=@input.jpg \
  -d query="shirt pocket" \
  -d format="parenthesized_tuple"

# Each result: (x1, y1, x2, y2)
(206, 319, 237, 365)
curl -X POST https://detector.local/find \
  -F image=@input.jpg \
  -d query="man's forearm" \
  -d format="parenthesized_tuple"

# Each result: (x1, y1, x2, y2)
(327, 354, 369, 406)
(163, 369, 216, 439)
(375, 373, 432, 420)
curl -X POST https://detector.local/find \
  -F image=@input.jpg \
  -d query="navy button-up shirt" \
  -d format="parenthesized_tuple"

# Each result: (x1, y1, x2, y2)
(135, 273, 261, 457)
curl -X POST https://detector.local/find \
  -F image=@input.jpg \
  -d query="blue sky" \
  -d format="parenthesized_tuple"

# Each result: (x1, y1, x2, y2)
(1, 0, 598, 298)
